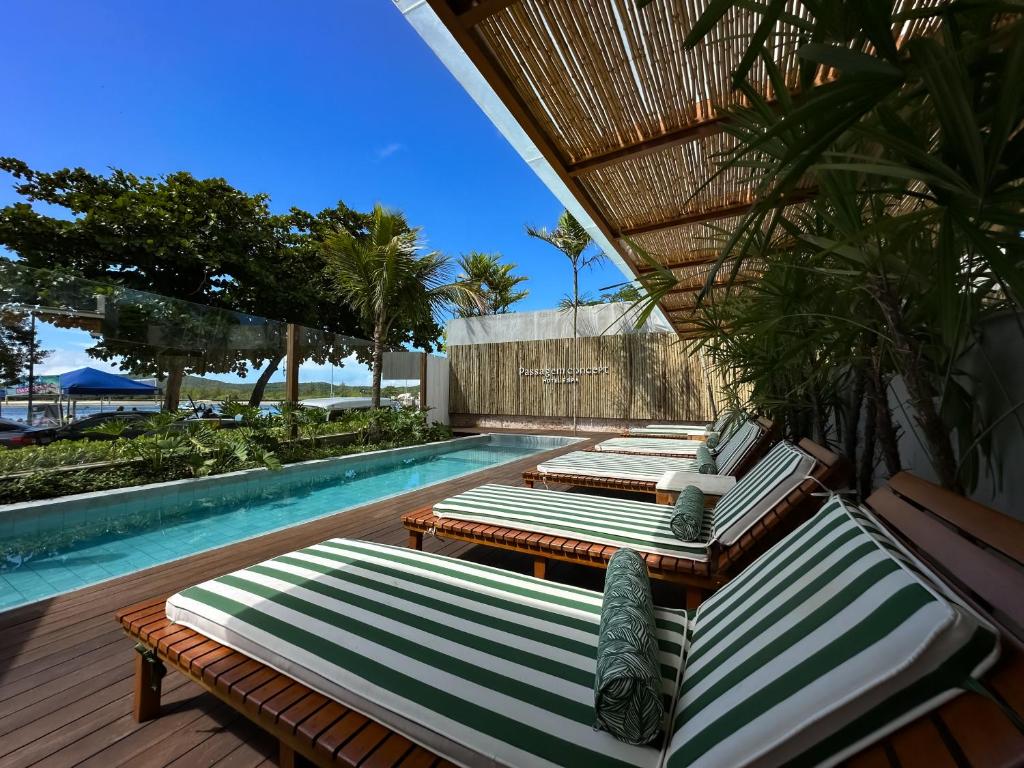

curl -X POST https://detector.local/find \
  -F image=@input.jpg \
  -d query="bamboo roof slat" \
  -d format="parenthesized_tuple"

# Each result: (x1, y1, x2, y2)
(424, 0, 945, 331)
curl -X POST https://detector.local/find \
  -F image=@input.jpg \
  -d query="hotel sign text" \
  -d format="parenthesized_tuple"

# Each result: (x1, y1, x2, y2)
(518, 366, 610, 385)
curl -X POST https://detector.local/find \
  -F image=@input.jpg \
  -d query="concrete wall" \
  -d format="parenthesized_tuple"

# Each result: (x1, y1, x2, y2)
(885, 312, 1024, 520)
(425, 354, 449, 425)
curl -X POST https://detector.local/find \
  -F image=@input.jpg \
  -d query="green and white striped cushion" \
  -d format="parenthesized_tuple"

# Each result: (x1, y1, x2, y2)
(595, 438, 704, 457)
(710, 442, 813, 545)
(434, 484, 712, 560)
(709, 420, 763, 475)
(664, 497, 999, 768)
(628, 425, 708, 438)
(599, 421, 762, 473)
(537, 451, 701, 482)
(166, 538, 689, 768)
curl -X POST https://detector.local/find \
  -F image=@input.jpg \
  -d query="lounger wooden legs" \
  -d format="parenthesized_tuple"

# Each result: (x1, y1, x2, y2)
(524, 478, 534, 488)
(655, 489, 677, 505)
(132, 644, 165, 722)
(408, 531, 423, 550)
(533, 556, 547, 579)
(685, 587, 704, 610)
(278, 742, 296, 768)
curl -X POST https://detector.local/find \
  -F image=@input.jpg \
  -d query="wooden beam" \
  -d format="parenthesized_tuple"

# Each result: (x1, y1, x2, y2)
(419, 351, 428, 411)
(285, 323, 300, 404)
(456, 0, 519, 28)
(566, 114, 729, 177)
(615, 189, 817, 238)
(663, 278, 757, 298)
(635, 254, 723, 274)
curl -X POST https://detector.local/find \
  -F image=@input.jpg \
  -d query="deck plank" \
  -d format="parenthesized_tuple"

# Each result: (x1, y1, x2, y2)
(0, 433, 600, 768)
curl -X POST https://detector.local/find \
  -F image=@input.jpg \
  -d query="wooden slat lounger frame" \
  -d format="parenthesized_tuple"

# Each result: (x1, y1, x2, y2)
(403, 438, 845, 603)
(617, 428, 709, 440)
(117, 473, 1024, 768)
(534, 417, 777, 499)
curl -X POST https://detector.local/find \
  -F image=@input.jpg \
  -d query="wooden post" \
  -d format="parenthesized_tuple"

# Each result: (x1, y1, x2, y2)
(419, 351, 428, 412)
(532, 556, 547, 580)
(133, 648, 164, 722)
(655, 489, 678, 506)
(408, 531, 423, 550)
(285, 323, 300, 404)
(685, 587, 703, 611)
(278, 742, 296, 768)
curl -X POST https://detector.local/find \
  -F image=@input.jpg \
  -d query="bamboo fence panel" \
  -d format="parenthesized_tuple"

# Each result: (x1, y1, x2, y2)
(448, 334, 714, 421)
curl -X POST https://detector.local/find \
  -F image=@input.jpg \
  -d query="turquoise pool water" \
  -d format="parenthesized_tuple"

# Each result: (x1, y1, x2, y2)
(0, 435, 574, 612)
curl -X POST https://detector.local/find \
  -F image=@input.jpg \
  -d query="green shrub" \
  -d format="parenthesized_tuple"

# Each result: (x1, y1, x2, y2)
(0, 440, 127, 474)
(0, 405, 450, 503)
(358, 407, 452, 445)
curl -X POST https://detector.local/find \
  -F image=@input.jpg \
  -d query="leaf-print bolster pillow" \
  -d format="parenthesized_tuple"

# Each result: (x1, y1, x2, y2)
(593, 548, 664, 745)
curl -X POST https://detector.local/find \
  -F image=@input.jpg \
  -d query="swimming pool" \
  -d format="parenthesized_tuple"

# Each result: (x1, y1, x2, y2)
(0, 433, 580, 612)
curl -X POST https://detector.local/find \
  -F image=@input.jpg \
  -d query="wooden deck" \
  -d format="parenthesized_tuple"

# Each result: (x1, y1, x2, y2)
(0, 433, 630, 768)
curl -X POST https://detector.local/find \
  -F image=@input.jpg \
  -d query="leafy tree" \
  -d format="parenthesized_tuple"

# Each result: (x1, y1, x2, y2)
(0, 309, 47, 384)
(321, 204, 479, 407)
(526, 210, 606, 338)
(454, 252, 529, 316)
(589, 283, 642, 305)
(0, 160, 367, 409)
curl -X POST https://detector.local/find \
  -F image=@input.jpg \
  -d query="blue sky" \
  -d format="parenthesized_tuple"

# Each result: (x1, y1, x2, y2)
(1, 0, 628, 386)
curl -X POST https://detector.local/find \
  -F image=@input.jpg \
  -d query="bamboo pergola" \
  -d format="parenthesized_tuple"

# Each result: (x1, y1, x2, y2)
(399, 0, 941, 334)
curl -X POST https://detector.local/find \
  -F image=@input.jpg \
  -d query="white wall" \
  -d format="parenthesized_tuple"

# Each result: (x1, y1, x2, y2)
(425, 355, 449, 426)
(886, 312, 1024, 520)
(447, 303, 673, 346)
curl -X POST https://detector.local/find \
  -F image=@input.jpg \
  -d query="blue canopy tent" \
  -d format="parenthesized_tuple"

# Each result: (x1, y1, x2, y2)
(59, 367, 157, 397)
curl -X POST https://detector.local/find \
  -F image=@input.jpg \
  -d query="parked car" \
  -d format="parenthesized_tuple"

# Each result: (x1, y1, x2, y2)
(53, 411, 151, 441)
(0, 417, 57, 448)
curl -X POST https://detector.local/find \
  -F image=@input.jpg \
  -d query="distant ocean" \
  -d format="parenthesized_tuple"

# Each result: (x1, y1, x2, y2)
(0, 403, 278, 424)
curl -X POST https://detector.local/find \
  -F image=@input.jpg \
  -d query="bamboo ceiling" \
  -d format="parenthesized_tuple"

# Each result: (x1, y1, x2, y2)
(425, 0, 942, 333)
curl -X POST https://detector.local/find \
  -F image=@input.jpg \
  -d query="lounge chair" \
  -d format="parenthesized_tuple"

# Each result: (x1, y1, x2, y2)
(525, 417, 775, 499)
(118, 473, 1023, 768)
(623, 412, 736, 440)
(594, 416, 766, 459)
(406, 440, 845, 602)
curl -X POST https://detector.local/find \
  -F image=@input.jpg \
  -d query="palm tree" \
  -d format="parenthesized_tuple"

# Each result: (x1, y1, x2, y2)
(321, 204, 479, 408)
(526, 210, 606, 338)
(454, 252, 529, 316)
(527, 210, 607, 433)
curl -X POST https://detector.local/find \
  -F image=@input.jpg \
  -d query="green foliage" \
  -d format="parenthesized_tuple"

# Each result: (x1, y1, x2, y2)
(0, 161, 371, 408)
(0, 465, 170, 507)
(357, 406, 452, 445)
(526, 210, 606, 335)
(632, 2, 1023, 494)
(0, 404, 450, 503)
(322, 204, 480, 407)
(596, 284, 643, 304)
(454, 252, 529, 316)
(0, 309, 47, 383)
(0, 439, 132, 473)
